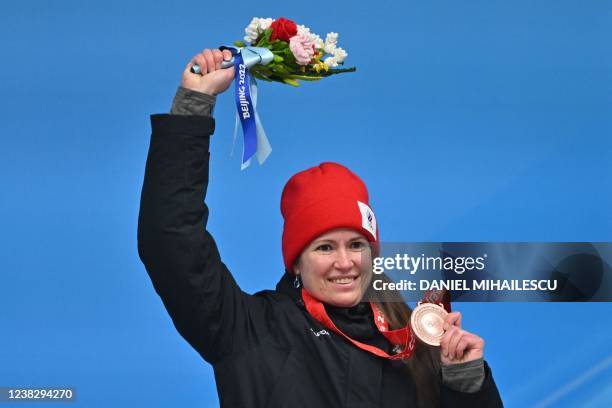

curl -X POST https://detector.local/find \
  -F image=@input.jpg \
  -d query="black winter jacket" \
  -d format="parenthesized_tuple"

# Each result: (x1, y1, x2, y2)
(138, 114, 504, 407)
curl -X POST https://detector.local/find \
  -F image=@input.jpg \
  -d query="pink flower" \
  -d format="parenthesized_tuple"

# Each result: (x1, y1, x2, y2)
(289, 33, 315, 65)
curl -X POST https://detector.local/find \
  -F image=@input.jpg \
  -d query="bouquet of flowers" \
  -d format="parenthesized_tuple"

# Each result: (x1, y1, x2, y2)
(208, 17, 355, 169)
(237, 17, 356, 86)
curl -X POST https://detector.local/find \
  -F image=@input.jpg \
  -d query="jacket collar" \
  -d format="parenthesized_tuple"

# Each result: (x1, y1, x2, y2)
(275, 273, 382, 343)
(276, 272, 304, 306)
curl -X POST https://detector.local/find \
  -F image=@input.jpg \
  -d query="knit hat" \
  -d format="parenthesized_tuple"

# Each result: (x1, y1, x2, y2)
(281, 162, 378, 271)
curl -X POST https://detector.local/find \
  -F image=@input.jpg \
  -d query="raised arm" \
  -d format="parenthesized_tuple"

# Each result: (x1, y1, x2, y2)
(137, 49, 267, 363)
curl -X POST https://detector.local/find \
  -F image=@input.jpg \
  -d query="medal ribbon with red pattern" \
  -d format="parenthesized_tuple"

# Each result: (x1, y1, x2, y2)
(301, 288, 451, 359)
(301, 288, 415, 360)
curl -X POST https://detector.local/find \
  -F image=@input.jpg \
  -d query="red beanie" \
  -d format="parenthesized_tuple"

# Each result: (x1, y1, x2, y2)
(281, 162, 378, 271)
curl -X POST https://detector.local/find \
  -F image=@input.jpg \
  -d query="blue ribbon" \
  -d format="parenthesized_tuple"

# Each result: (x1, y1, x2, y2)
(225, 46, 273, 169)
(233, 52, 257, 165)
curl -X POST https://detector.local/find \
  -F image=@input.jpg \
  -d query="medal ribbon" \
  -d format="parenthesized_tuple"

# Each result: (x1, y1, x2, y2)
(422, 289, 452, 312)
(301, 288, 416, 360)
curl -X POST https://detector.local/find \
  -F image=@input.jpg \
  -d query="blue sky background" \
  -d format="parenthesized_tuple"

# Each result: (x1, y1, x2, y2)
(1, 1, 611, 406)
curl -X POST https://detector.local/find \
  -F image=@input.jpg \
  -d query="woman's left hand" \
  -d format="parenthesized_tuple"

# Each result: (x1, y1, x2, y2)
(439, 311, 484, 365)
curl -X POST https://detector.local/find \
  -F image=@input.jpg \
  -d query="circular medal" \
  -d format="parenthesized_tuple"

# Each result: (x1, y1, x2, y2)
(410, 303, 448, 346)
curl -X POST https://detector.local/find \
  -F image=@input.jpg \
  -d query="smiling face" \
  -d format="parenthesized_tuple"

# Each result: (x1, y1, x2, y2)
(293, 228, 373, 308)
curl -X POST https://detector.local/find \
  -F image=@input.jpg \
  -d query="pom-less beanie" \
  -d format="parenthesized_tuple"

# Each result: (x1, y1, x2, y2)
(281, 162, 378, 271)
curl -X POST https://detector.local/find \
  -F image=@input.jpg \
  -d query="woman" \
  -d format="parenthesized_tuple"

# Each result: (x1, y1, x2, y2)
(138, 48, 503, 407)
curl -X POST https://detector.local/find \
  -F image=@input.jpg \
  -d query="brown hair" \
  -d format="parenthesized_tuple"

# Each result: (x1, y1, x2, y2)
(368, 273, 441, 408)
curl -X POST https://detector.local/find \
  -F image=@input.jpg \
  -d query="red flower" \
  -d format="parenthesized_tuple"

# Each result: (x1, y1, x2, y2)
(270, 17, 297, 42)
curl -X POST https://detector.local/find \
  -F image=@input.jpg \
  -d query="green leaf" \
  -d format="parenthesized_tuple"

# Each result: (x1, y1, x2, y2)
(280, 51, 298, 67)
(233, 40, 246, 48)
(270, 42, 288, 51)
(252, 72, 272, 82)
(256, 29, 272, 47)
(272, 64, 289, 74)
(282, 78, 300, 87)
(319, 66, 358, 77)
(250, 65, 273, 82)
(251, 65, 274, 76)
(286, 74, 323, 81)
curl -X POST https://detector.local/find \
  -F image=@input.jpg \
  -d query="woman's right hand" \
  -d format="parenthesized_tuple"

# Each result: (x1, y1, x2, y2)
(181, 48, 235, 96)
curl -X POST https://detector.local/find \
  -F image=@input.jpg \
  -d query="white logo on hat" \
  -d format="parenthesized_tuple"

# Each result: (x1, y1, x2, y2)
(357, 201, 377, 240)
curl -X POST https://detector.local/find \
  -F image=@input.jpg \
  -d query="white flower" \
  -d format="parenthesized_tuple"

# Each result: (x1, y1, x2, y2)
(297, 24, 311, 36)
(311, 33, 324, 50)
(259, 18, 274, 30)
(325, 32, 338, 45)
(244, 17, 275, 43)
(324, 32, 338, 53)
(323, 46, 348, 68)
(244, 18, 260, 43)
(332, 47, 347, 64)
(323, 55, 338, 68)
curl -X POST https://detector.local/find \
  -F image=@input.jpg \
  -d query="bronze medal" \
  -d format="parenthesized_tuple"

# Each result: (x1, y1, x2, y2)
(410, 302, 448, 346)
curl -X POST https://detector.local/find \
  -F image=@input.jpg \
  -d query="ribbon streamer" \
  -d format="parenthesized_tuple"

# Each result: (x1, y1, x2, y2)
(225, 46, 273, 169)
